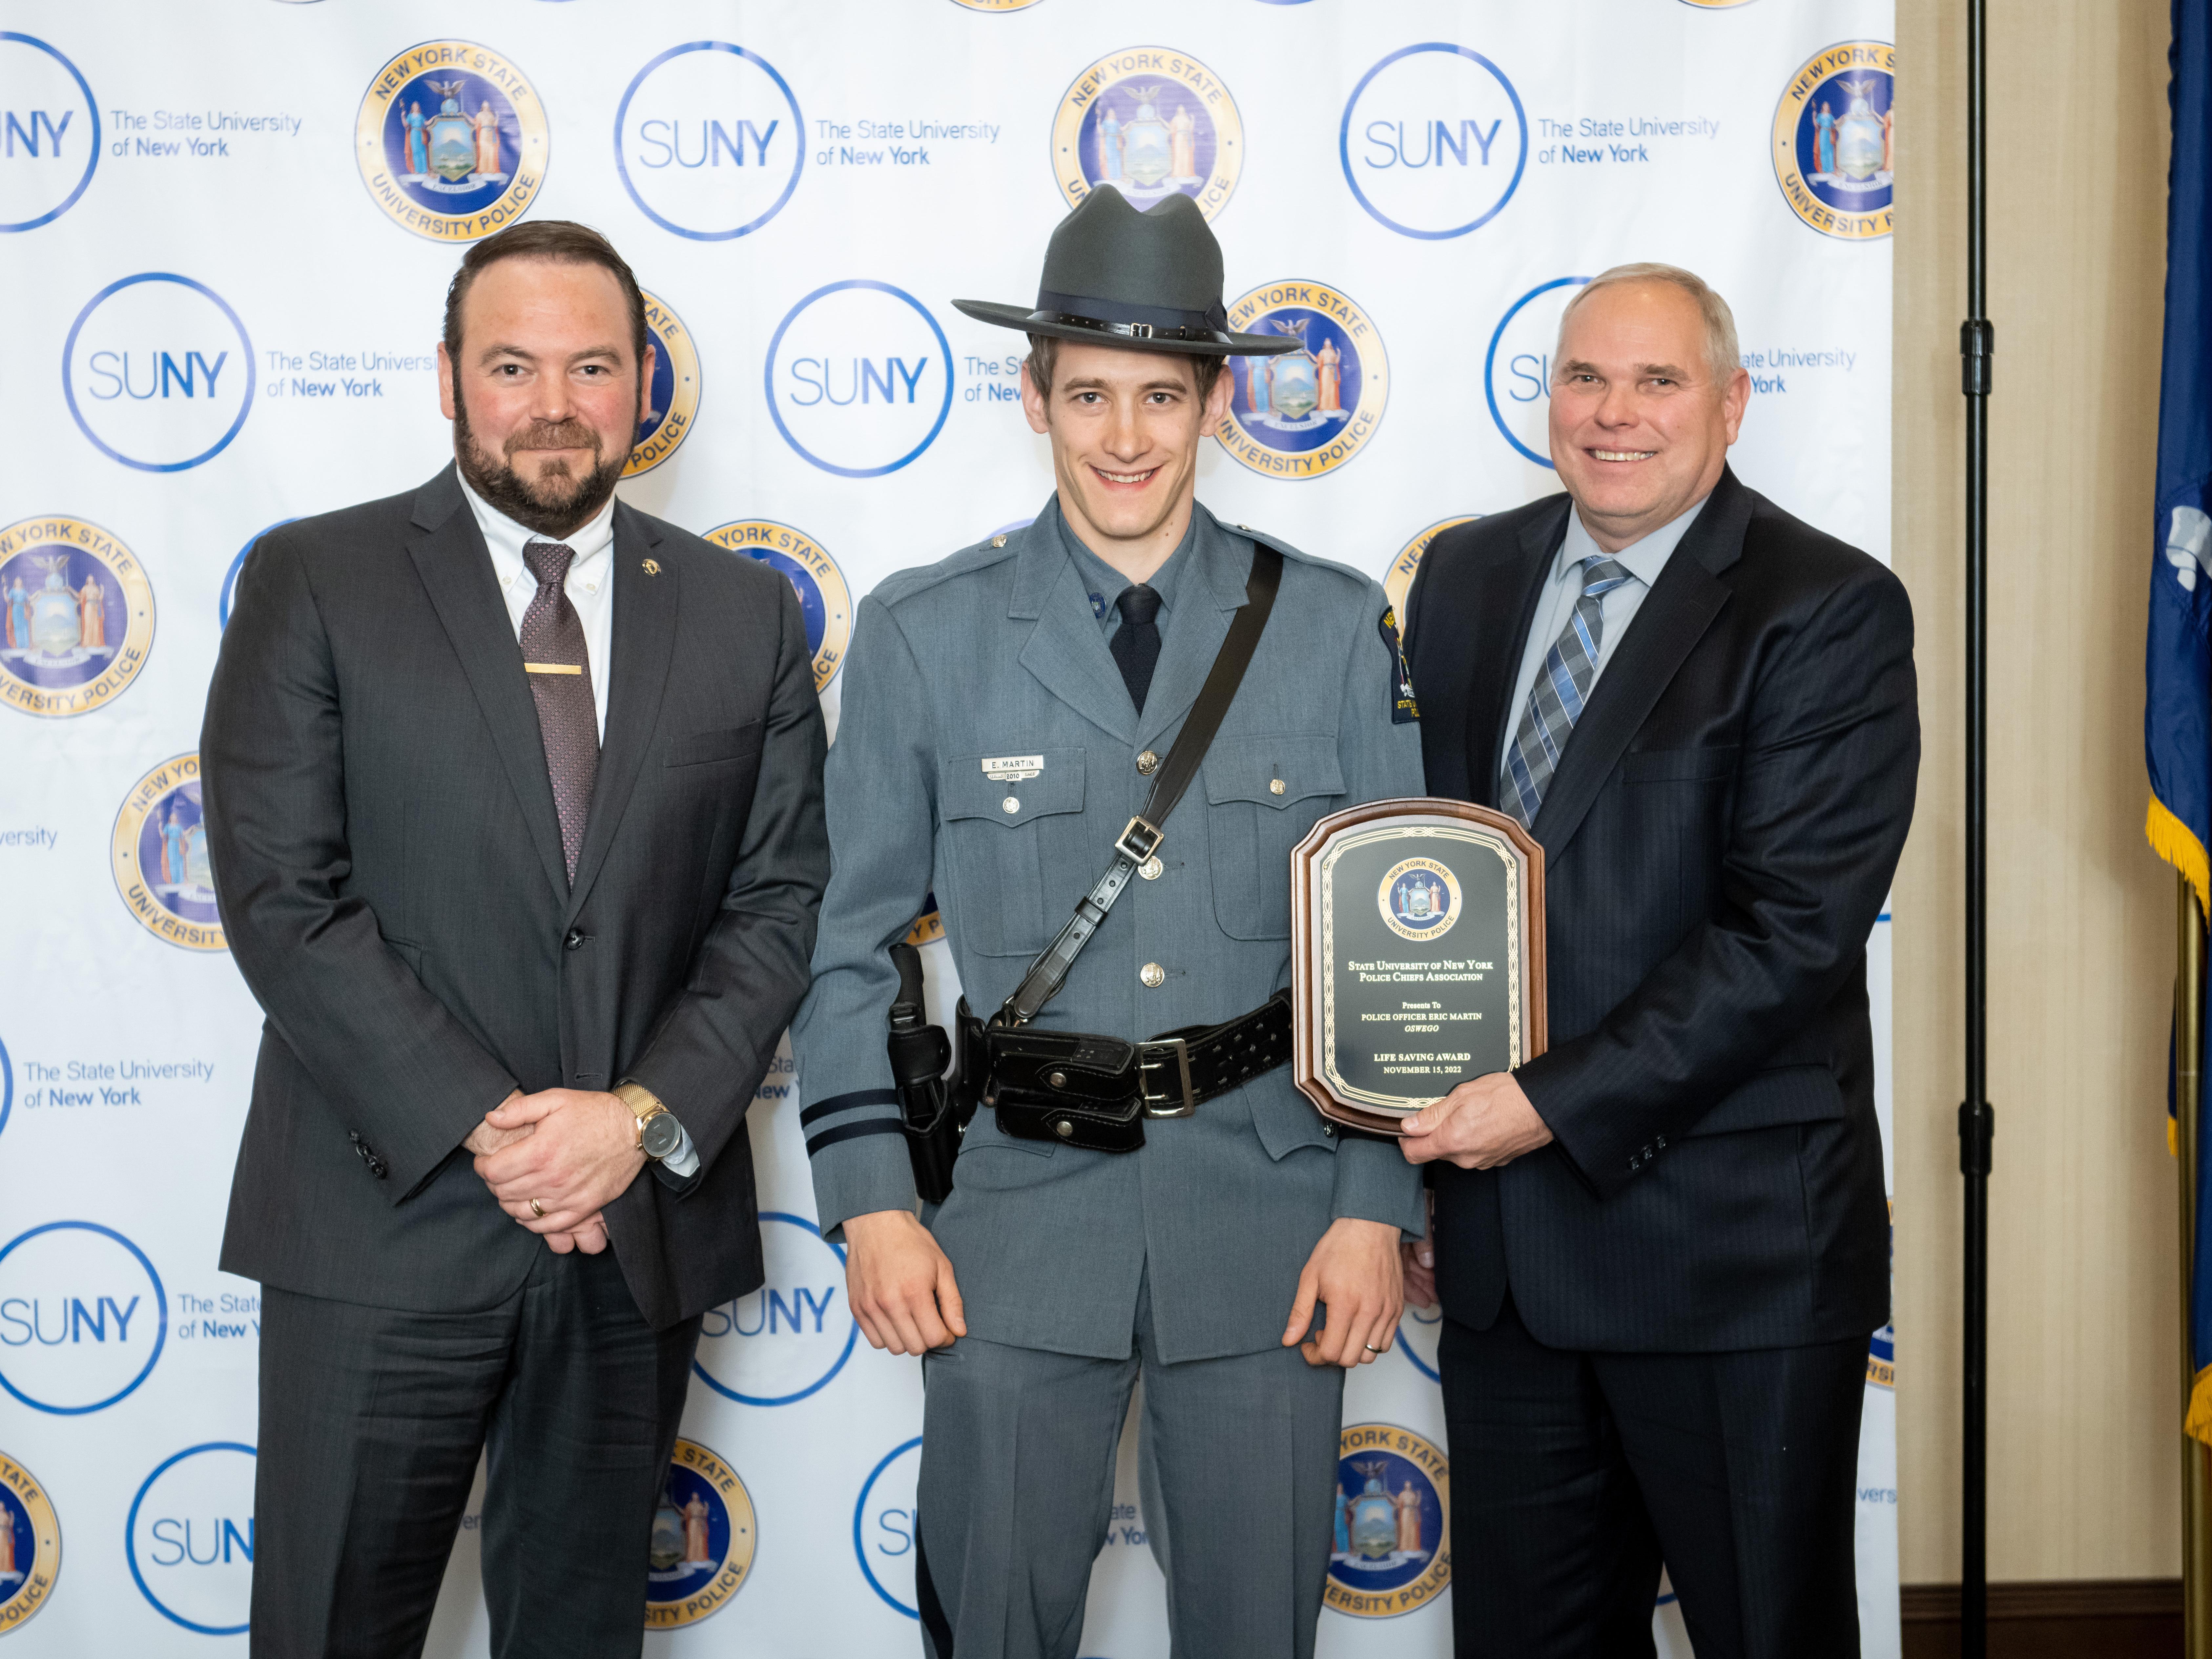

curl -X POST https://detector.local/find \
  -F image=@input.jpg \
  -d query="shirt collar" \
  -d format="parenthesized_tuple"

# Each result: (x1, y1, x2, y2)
(458, 472, 617, 592)
(1556, 493, 1708, 591)
(1054, 499, 1193, 626)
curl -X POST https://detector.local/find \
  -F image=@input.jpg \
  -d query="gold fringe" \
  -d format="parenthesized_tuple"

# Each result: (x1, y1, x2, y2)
(2190, 1365, 2212, 1446)
(2156, 796, 2212, 1160)
(2149, 793, 2212, 917)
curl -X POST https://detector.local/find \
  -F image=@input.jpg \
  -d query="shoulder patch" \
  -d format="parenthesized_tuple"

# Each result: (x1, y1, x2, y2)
(1380, 605, 1419, 724)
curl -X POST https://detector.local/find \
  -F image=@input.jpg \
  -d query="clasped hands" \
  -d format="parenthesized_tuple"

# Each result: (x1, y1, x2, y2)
(840, 1209, 1406, 1369)
(466, 1088, 647, 1255)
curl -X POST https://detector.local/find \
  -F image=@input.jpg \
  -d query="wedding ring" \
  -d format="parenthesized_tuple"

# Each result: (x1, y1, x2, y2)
(1364, 1344, 1384, 1354)
(529, 1198, 545, 1218)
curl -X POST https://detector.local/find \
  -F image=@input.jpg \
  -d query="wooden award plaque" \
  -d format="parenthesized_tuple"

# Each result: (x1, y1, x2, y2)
(1291, 798, 1547, 1136)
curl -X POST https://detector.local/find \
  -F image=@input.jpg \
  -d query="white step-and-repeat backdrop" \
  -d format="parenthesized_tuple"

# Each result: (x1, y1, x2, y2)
(0, 1, 1896, 1652)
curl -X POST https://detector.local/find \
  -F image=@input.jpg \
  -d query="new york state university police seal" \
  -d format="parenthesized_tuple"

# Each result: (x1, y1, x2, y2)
(644, 1439, 755, 1629)
(625, 289, 702, 479)
(705, 520, 851, 693)
(1773, 41, 1895, 241)
(112, 754, 224, 952)
(1053, 46, 1243, 222)
(0, 516, 152, 718)
(0, 1451, 60, 1634)
(1216, 281, 1388, 479)
(356, 40, 549, 241)
(1328, 1423, 1449, 1619)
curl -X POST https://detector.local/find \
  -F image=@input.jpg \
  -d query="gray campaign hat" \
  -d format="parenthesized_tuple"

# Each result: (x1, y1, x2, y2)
(953, 189, 1299, 358)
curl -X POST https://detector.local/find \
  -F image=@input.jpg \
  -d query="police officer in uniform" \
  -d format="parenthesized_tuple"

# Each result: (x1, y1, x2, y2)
(791, 189, 1426, 1658)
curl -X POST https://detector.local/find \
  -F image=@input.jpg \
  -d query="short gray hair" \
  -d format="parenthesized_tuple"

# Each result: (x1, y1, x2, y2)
(1556, 263, 1741, 384)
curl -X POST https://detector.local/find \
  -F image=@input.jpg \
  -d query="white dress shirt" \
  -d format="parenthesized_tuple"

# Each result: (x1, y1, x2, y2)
(456, 475, 699, 1180)
(1501, 493, 1711, 769)
(460, 476, 617, 745)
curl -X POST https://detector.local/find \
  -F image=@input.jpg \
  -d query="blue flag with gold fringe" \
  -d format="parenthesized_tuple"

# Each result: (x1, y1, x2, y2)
(2150, 0, 2212, 1442)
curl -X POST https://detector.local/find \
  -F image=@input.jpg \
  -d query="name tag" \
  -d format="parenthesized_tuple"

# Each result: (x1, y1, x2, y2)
(982, 754, 1044, 782)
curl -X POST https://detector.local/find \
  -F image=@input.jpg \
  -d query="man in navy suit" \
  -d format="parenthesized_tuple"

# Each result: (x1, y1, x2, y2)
(1399, 264, 1917, 1659)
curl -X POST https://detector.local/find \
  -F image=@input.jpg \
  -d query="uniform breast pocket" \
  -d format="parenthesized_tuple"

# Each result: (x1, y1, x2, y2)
(939, 749, 1087, 957)
(1204, 735, 1345, 940)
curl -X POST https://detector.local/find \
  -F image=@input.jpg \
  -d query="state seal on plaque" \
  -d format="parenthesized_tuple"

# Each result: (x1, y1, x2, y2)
(1773, 41, 1894, 241)
(1053, 47, 1242, 221)
(625, 289, 703, 478)
(1327, 1424, 1448, 1620)
(644, 1439, 755, 1629)
(703, 520, 851, 693)
(112, 754, 224, 952)
(355, 41, 549, 241)
(0, 517, 152, 718)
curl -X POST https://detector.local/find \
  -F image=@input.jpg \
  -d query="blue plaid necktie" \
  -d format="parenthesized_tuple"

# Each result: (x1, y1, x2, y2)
(1499, 555, 1636, 826)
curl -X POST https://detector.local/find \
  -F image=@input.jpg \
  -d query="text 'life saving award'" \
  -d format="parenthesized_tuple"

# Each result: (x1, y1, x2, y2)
(1292, 799, 1546, 1135)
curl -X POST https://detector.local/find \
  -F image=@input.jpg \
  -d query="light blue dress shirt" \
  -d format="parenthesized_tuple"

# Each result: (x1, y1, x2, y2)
(1501, 494, 1711, 766)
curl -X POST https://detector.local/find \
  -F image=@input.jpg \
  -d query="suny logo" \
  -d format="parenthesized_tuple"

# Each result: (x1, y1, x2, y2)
(126, 1443, 255, 1636)
(1485, 276, 1589, 468)
(690, 1212, 857, 1406)
(764, 280, 953, 477)
(853, 1437, 922, 1620)
(1341, 43, 1527, 239)
(63, 274, 256, 472)
(616, 42, 803, 240)
(0, 1220, 167, 1414)
(0, 33, 98, 232)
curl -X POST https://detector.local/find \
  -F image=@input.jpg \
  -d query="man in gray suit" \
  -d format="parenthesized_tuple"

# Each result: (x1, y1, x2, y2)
(791, 190, 1425, 1659)
(202, 220, 827, 1657)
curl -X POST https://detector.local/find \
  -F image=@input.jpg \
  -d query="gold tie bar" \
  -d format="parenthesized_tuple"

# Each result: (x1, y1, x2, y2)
(524, 662, 584, 676)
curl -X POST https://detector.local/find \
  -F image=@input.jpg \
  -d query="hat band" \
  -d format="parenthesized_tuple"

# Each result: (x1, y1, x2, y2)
(1028, 288, 1233, 346)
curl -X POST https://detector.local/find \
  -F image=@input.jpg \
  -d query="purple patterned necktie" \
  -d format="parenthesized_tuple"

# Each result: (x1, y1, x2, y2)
(520, 539, 598, 884)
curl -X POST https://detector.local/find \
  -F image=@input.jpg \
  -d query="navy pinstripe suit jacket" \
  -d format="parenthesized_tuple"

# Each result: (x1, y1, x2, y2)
(1405, 467, 1917, 1352)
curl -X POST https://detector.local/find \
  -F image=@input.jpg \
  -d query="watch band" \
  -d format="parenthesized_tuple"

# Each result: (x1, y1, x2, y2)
(614, 1080, 669, 1156)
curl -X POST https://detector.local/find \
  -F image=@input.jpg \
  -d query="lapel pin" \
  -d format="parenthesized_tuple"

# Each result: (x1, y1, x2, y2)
(642, 558, 661, 576)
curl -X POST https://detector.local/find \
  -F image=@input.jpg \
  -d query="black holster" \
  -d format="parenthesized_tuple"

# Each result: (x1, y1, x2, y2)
(887, 942, 966, 1204)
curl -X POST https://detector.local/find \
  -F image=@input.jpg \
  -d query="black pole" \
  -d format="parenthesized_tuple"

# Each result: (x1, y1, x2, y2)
(1958, 0, 1995, 1652)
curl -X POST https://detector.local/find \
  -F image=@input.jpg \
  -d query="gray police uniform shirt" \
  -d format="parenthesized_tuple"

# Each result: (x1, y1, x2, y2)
(791, 498, 1427, 1366)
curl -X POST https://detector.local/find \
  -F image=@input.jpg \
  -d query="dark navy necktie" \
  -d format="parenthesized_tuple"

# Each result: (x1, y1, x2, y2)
(1110, 584, 1163, 714)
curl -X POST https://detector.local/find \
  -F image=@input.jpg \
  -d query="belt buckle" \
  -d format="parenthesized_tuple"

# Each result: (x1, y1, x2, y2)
(1137, 1037, 1195, 1118)
(1114, 816, 1163, 865)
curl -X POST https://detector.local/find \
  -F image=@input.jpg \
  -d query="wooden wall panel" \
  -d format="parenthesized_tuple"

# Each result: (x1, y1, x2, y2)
(1891, 0, 2178, 1586)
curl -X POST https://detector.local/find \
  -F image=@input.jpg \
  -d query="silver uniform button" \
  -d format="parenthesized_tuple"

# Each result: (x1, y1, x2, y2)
(1139, 856, 1164, 881)
(1269, 778, 1286, 795)
(1136, 750, 1160, 776)
(1140, 962, 1166, 988)
(992, 534, 1008, 548)
(1002, 796, 1021, 814)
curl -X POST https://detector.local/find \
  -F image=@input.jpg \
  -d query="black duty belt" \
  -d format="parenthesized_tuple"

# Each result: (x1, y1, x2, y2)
(961, 992, 1293, 1151)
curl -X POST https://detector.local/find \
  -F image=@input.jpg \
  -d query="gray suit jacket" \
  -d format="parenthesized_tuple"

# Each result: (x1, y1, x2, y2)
(791, 499, 1425, 1364)
(202, 465, 828, 1331)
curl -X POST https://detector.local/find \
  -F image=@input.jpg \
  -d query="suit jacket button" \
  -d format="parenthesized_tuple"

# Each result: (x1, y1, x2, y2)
(1140, 963, 1166, 988)
(1136, 750, 1160, 776)
(564, 929, 586, 950)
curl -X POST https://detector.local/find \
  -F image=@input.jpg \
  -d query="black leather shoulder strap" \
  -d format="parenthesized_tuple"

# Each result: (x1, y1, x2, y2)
(1000, 546, 1283, 1025)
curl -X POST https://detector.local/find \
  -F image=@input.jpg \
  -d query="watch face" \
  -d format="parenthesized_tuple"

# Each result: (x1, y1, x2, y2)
(642, 1112, 685, 1161)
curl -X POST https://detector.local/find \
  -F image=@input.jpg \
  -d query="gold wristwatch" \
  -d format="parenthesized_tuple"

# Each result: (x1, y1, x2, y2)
(614, 1081, 685, 1163)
